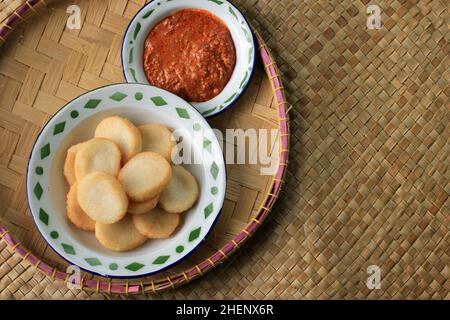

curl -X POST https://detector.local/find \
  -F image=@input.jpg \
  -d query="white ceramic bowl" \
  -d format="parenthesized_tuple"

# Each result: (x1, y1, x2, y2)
(121, 0, 255, 118)
(26, 83, 226, 277)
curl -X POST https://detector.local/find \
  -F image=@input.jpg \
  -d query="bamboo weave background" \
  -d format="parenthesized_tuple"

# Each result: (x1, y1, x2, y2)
(0, 0, 449, 299)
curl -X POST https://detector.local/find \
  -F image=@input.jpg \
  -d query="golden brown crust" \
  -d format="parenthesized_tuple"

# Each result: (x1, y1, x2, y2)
(77, 172, 128, 224)
(128, 195, 160, 215)
(74, 138, 121, 181)
(66, 183, 95, 231)
(159, 165, 199, 213)
(94, 116, 142, 163)
(63, 144, 79, 186)
(118, 152, 172, 202)
(61, 116, 200, 252)
(95, 216, 147, 252)
(139, 124, 175, 162)
(132, 207, 180, 239)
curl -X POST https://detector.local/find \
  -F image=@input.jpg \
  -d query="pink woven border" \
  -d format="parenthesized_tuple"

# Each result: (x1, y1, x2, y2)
(0, 1, 290, 294)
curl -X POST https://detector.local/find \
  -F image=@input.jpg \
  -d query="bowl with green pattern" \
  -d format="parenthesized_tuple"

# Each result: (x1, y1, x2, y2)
(26, 83, 226, 278)
(121, 0, 255, 118)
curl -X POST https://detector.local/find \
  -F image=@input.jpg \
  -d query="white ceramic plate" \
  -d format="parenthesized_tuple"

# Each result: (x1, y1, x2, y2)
(26, 83, 226, 278)
(121, 0, 255, 118)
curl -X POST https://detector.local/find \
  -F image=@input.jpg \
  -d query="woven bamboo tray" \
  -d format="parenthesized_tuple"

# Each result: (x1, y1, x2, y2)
(0, 0, 288, 294)
(1, 0, 449, 300)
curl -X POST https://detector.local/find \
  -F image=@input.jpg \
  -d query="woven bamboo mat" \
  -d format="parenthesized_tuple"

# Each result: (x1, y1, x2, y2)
(1, 0, 449, 299)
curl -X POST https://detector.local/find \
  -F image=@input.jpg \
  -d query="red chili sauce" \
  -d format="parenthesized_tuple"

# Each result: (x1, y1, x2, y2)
(143, 9, 236, 102)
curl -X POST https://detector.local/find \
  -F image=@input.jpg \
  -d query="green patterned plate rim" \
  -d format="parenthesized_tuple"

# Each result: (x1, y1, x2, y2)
(121, 0, 256, 118)
(26, 83, 226, 278)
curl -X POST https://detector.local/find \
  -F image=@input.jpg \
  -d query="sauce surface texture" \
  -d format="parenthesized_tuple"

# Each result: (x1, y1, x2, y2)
(143, 9, 236, 102)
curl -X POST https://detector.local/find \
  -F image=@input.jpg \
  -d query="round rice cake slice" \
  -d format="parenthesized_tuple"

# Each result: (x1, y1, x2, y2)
(66, 183, 95, 231)
(118, 152, 172, 202)
(95, 215, 147, 252)
(77, 172, 128, 224)
(94, 116, 142, 163)
(74, 138, 121, 181)
(63, 144, 82, 186)
(159, 166, 199, 213)
(139, 124, 175, 162)
(128, 195, 159, 215)
(132, 207, 180, 239)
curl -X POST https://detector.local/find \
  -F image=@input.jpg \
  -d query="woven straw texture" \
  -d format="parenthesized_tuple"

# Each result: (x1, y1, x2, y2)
(1, 0, 449, 299)
(0, 0, 289, 297)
